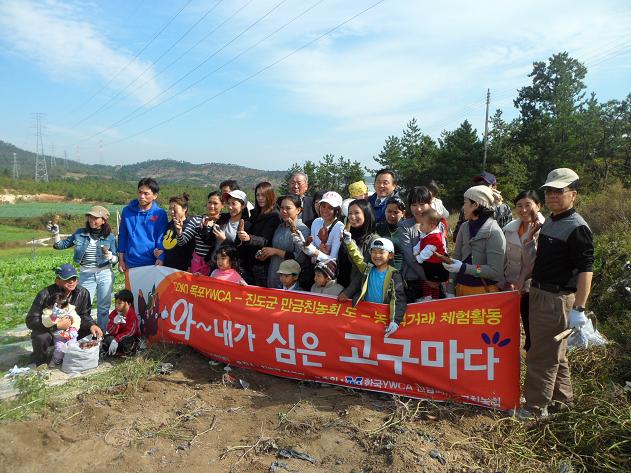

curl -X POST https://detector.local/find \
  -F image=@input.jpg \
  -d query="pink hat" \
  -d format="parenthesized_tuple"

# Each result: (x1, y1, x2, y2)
(319, 191, 343, 209)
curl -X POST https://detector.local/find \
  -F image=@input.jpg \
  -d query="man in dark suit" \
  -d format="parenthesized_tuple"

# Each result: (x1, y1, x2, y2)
(289, 172, 315, 225)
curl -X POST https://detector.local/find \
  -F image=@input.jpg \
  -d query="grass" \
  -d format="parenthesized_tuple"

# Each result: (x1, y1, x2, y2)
(0, 247, 124, 331)
(0, 224, 49, 243)
(0, 202, 98, 218)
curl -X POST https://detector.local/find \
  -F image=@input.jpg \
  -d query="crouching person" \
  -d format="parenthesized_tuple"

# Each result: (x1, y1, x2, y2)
(338, 235, 406, 337)
(102, 290, 140, 357)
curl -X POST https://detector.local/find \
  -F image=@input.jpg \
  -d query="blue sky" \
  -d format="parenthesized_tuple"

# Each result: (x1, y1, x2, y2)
(0, 0, 629, 171)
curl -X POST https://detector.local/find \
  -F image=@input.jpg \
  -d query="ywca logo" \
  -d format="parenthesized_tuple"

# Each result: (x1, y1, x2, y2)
(345, 376, 364, 386)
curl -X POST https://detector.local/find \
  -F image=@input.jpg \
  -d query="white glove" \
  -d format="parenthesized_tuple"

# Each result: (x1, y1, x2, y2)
(113, 314, 126, 325)
(108, 339, 119, 355)
(415, 253, 425, 264)
(342, 230, 352, 243)
(303, 243, 318, 256)
(292, 233, 305, 248)
(444, 292, 455, 299)
(568, 308, 588, 329)
(105, 251, 115, 262)
(384, 322, 399, 337)
(46, 223, 59, 234)
(442, 259, 463, 273)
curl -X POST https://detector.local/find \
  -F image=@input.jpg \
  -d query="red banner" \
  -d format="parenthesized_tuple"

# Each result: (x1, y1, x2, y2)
(129, 267, 521, 410)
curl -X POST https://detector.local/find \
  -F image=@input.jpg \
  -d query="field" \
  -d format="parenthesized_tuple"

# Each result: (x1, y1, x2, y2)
(0, 247, 124, 331)
(0, 224, 48, 243)
(0, 202, 123, 218)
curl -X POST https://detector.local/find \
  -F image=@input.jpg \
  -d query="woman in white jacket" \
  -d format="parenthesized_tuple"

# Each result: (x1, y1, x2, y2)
(503, 190, 544, 351)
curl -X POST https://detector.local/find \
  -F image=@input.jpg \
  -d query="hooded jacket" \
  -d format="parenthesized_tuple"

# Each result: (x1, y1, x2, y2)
(118, 199, 168, 268)
(343, 239, 406, 325)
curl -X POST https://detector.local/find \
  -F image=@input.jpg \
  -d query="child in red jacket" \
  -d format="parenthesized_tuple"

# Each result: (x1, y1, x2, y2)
(413, 209, 449, 300)
(102, 289, 140, 356)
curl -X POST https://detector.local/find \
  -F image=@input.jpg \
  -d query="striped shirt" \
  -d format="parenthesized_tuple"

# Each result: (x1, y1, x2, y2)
(177, 215, 215, 258)
(80, 237, 99, 268)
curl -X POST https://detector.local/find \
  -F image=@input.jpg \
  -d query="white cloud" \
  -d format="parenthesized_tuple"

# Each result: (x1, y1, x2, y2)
(224, 0, 631, 133)
(0, 0, 162, 105)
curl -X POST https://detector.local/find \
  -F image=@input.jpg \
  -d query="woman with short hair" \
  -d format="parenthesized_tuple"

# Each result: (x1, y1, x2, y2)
(159, 193, 194, 271)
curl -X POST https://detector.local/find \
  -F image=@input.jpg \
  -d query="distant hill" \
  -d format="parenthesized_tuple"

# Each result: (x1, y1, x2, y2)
(0, 140, 285, 189)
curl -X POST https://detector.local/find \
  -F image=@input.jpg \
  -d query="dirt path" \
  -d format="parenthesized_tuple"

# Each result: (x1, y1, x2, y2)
(0, 348, 502, 473)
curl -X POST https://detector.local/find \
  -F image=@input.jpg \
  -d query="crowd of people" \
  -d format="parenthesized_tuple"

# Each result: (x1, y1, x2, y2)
(26, 167, 593, 419)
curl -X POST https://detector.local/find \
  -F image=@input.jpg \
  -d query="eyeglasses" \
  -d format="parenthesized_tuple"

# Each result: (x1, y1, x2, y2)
(544, 187, 573, 195)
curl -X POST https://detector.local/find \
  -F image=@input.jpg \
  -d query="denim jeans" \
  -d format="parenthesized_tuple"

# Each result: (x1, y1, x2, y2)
(79, 268, 115, 331)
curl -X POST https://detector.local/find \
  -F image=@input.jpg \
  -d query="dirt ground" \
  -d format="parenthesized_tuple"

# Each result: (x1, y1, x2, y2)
(0, 347, 504, 473)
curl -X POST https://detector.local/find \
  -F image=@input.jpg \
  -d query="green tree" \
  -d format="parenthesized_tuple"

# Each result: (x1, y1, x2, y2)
(282, 155, 365, 197)
(432, 120, 484, 208)
(373, 118, 437, 191)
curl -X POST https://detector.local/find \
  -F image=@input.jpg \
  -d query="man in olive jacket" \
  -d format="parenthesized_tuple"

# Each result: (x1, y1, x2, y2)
(26, 264, 102, 365)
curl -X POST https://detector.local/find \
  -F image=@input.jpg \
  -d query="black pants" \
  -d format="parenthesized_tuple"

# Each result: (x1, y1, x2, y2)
(521, 292, 531, 351)
(30, 327, 91, 365)
(101, 334, 139, 356)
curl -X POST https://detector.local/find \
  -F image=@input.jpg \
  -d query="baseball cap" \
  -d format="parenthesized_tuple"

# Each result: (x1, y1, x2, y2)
(55, 264, 78, 280)
(314, 260, 337, 279)
(227, 189, 248, 205)
(86, 205, 110, 220)
(319, 191, 343, 209)
(370, 238, 394, 254)
(277, 259, 301, 275)
(473, 171, 497, 186)
(348, 180, 368, 198)
(541, 168, 579, 189)
(464, 185, 495, 208)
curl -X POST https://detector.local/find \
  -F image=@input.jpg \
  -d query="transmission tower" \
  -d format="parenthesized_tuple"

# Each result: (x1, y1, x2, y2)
(12, 152, 19, 179)
(33, 113, 49, 182)
(64, 149, 68, 169)
(49, 144, 56, 167)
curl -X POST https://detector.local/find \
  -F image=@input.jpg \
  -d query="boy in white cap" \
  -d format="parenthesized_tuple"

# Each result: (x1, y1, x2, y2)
(338, 234, 407, 337)
(519, 168, 593, 419)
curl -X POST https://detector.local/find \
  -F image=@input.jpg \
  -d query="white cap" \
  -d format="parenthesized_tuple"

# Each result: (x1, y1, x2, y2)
(319, 191, 343, 209)
(227, 190, 248, 205)
(370, 237, 394, 253)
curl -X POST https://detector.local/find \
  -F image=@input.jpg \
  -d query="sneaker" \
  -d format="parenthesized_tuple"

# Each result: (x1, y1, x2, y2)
(548, 401, 573, 414)
(512, 406, 548, 420)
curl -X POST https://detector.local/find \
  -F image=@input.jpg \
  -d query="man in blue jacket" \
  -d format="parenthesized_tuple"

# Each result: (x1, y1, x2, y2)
(118, 177, 168, 272)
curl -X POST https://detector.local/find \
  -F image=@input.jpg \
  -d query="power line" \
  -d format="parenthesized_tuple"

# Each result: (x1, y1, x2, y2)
(63, 0, 194, 121)
(71, 0, 225, 127)
(85, 0, 325, 142)
(104, 0, 386, 148)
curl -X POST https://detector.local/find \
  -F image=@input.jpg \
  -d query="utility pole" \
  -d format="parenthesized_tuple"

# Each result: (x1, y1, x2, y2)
(482, 88, 490, 172)
(12, 152, 19, 179)
(33, 113, 49, 182)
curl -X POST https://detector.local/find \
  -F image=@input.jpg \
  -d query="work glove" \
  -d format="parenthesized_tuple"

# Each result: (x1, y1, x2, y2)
(444, 292, 455, 299)
(113, 314, 126, 325)
(415, 253, 426, 264)
(568, 308, 588, 329)
(291, 232, 305, 249)
(442, 259, 463, 273)
(384, 322, 399, 337)
(108, 339, 119, 355)
(342, 230, 352, 244)
(302, 243, 318, 256)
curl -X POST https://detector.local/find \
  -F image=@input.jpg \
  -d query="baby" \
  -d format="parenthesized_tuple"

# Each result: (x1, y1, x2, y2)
(42, 294, 80, 367)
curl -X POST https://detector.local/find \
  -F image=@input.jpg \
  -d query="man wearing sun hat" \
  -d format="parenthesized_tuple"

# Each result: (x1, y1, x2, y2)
(519, 168, 594, 418)
(26, 264, 102, 366)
